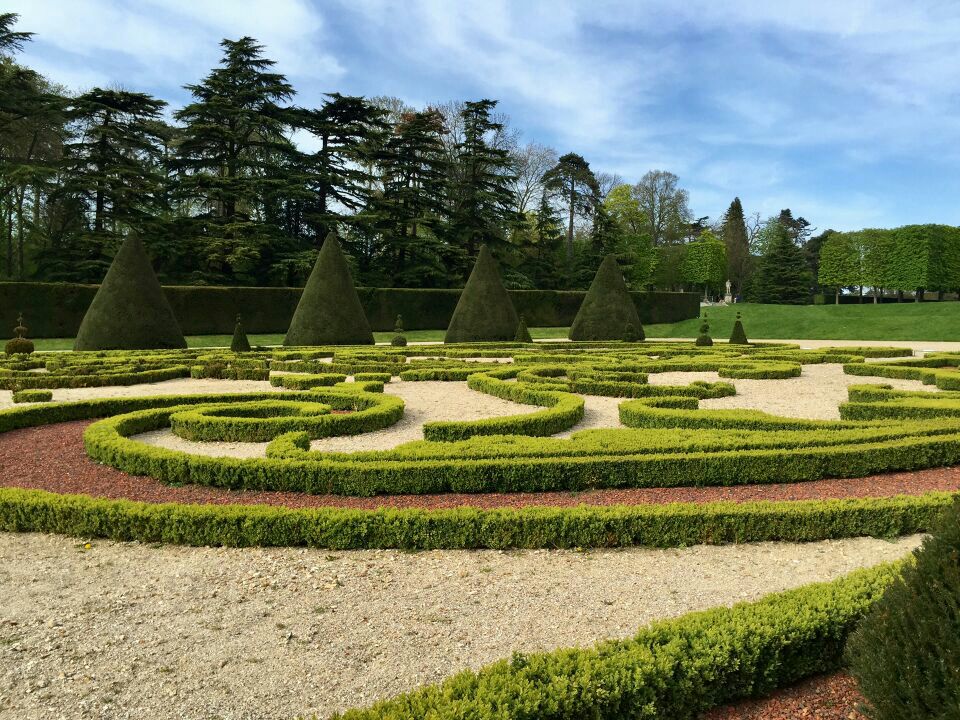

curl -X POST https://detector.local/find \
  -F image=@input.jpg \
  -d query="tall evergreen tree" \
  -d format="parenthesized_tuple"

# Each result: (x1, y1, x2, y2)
(720, 197, 749, 294)
(446, 99, 516, 271)
(291, 93, 389, 245)
(542, 152, 600, 264)
(172, 36, 297, 284)
(748, 222, 811, 304)
(54, 89, 167, 279)
(376, 108, 449, 286)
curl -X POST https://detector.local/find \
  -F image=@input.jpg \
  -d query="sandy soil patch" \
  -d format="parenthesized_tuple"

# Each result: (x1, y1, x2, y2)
(0, 532, 920, 720)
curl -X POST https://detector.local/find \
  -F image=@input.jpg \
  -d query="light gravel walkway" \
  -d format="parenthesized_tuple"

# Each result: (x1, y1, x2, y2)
(0, 532, 921, 720)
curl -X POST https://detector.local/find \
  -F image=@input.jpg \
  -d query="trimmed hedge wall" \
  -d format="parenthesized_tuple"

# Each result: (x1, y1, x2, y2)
(0, 487, 951, 550)
(0, 282, 699, 337)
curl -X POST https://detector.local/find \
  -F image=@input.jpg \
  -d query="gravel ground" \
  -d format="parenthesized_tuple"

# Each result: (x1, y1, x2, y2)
(0, 532, 919, 720)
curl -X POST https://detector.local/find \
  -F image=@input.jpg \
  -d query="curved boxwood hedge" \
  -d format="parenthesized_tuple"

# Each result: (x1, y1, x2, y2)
(328, 559, 910, 719)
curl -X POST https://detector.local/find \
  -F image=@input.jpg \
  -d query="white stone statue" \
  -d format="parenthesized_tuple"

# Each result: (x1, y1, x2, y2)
(724, 280, 733, 304)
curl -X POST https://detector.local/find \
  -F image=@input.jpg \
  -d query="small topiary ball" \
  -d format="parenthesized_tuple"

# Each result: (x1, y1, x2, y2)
(695, 314, 713, 347)
(391, 314, 408, 347)
(514, 315, 533, 343)
(846, 499, 960, 720)
(5, 313, 35, 355)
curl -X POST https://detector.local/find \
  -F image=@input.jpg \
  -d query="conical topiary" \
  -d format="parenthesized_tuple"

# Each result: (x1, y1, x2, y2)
(231, 313, 251, 352)
(623, 322, 643, 342)
(695, 314, 713, 347)
(729, 311, 748, 344)
(5, 313, 35, 355)
(74, 235, 186, 350)
(391, 314, 407, 347)
(284, 233, 374, 346)
(514, 315, 533, 343)
(846, 499, 960, 720)
(569, 255, 643, 341)
(444, 245, 519, 343)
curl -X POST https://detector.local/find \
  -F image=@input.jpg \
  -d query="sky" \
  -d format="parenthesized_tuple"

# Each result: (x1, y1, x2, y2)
(8, 0, 960, 233)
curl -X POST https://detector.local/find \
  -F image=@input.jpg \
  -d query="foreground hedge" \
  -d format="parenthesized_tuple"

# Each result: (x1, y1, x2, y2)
(0, 487, 950, 550)
(326, 561, 905, 719)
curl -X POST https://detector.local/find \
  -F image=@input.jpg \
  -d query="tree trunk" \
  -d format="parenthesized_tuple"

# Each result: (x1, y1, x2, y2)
(915, 287, 923, 302)
(835, 289, 840, 304)
(858, 285, 863, 303)
(15, 185, 25, 280)
(4, 194, 12, 279)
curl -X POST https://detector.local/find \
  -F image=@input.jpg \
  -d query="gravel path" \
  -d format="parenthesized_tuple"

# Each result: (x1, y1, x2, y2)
(0, 532, 919, 720)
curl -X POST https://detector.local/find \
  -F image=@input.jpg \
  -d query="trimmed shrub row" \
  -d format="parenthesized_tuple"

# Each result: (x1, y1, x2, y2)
(330, 561, 906, 719)
(0, 282, 700, 337)
(422, 374, 584, 441)
(0, 486, 950, 550)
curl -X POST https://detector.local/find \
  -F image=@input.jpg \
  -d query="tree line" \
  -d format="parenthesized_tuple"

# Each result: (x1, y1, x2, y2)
(1, 13, 829, 297)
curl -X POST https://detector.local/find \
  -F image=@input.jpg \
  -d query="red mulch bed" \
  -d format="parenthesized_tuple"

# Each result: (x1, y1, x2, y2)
(702, 671, 867, 720)
(1, 420, 959, 511)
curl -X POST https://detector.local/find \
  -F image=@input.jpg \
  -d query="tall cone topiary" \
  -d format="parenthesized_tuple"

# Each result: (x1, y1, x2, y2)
(729, 311, 749, 344)
(231, 314, 251, 352)
(569, 254, 642, 341)
(74, 235, 186, 350)
(444, 245, 518, 343)
(284, 233, 374, 346)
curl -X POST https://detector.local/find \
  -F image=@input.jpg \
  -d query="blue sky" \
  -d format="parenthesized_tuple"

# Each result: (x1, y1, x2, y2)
(8, 0, 960, 232)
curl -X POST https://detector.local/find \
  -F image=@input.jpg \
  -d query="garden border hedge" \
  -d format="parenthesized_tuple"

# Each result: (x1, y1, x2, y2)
(0, 282, 700, 337)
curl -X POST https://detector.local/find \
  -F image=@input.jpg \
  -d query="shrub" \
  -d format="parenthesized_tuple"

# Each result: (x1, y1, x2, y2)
(74, 235, 187, 351)
(846, 499, 960, 719)
(230, 313, 251, 352)
(5, 313, 35, 356)
(569, 254, 642, 341)
(695, 315, 713, 346)
(623, 322, 643, 342)
(390, 314, 407, 346)
(12, 389, 52, 403)
(445, 244, 519, 343)
(729, 312, 749, 344)
(514, 315, 533, 343)
(284, 233, 374, 346)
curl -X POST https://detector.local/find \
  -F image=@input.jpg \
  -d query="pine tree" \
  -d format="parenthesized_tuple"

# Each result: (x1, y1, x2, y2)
(542, 152, 600, 264)
(376, 109, 449, 286)
(56, 89, 166, 281)
(291, 93, 389, 245)
(172, 36, 297, 284)
(721, 197, 749, 295)
(446, 100, 516, 271)
(749, 222, 811, 304)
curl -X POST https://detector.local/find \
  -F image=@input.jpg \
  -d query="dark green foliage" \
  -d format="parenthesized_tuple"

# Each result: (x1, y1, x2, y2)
(729, 312, 748, 344)
(391, 314, 407, 346)
(1, 283, 700, 338)
(722, 197, 750, 294)
(569, 254, 642, 341)
(749, 222, 811, 304)
(847, 500, 960, 720)
(5, 313, 33, 355)
(230, 314, 251, 352)
(542, 152, 600, 262)
(284, 234, 374, 346)
(696, 315, 713, 346)
(623, 322, 643, 342)
(444, 245, 519, 343)
(514, 315, 532, 343)
(73, 235, 186, 350)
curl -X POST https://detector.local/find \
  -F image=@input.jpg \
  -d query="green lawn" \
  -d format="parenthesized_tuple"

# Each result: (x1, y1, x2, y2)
(644, 302, 960, 341)
(25, 302, 960, 350)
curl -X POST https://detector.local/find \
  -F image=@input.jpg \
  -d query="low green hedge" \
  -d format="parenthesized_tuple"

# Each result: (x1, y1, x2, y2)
(0, 487, 950, 550)
(330, 562, 909, 719)
(422, 374, 584, 441)
(169, 392, 404, 442)
(0, 364, 191, 390)
(270, 373, 347, 389)
(12, 388, 53, 403)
